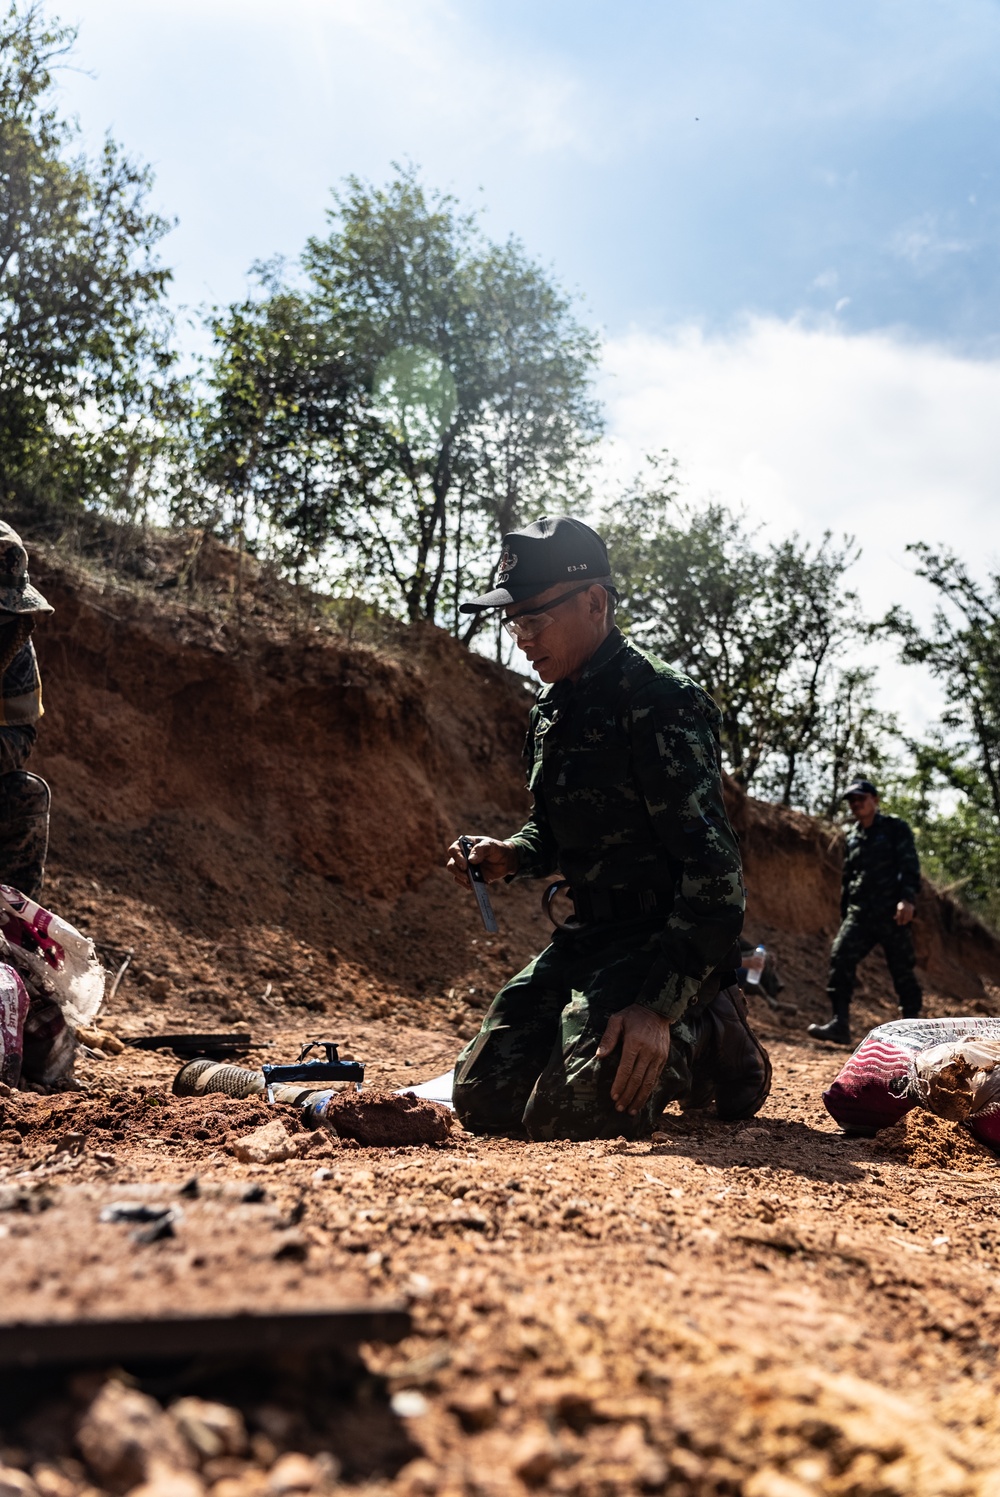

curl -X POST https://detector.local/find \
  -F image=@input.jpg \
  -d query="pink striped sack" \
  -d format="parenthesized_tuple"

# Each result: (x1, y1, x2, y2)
(823, 1016, 1000, 1143)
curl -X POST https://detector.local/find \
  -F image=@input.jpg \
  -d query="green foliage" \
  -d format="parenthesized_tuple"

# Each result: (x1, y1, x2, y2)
(604, 455, 895, 812)
(0, 3, 179, 519)
(882, 547, 1000, 927)
(884, 545, 1000, 819)
(188, 270, 355, 579)
(191, 167, 602, 628)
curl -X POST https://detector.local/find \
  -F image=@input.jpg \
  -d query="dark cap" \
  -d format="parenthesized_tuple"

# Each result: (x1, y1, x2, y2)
(460, 516, 612, 612)
(0, 523, 52, 616)
(843, 779, 879, 800)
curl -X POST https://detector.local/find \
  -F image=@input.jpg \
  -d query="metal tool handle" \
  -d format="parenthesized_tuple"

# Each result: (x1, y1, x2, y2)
(458, 836, 499, 934)
(261, 1040, 365, 1101)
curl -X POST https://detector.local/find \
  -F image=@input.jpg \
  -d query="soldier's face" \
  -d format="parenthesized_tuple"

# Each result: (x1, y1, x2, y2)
(504, 582, 610, 684)
(846, 793, 878, 826)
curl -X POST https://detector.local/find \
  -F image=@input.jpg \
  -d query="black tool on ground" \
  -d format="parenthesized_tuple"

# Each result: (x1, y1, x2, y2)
(459, 836, 499, 934)
(0, 1305, 410, 1369)
(127, 1033, 253, 1059)
(261, 1041, 365, 1102)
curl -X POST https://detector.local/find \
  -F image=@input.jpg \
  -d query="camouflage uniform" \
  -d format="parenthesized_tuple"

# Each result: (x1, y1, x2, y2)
(0, 525, 53, 899)
(453, 628, 765, 1141)
(0, 623, 49, 897)
(827, 812, 922, 1018)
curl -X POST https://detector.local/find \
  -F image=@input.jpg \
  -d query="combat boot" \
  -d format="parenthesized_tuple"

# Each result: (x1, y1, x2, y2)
(705, 985, 772, 1121)
(807, 999, 852, 1046)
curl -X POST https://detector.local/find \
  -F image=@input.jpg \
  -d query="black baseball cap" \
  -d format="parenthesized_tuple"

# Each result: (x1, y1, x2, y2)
(460, 516, 612, 613)
(843, 779, 879, 799)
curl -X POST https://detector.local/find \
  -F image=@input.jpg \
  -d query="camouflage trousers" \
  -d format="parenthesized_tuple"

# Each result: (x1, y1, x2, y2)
(0, 771, 49, 898)
(453, 918, 713, 1142)
(827, 908, 922, 1017)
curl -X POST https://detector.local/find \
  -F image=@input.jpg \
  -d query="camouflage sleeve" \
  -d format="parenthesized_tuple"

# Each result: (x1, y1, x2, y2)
(507, 709, 559, 880)
(628, 680, 746, 1022)
(507, 805, 559, 881)
(893, 819, 921, 905)
(0, 641, 41, 773)
(0, 725, 35, 774)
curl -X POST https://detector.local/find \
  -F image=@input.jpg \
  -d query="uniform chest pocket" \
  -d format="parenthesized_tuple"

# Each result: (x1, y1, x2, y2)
(556, 746, 634, 791)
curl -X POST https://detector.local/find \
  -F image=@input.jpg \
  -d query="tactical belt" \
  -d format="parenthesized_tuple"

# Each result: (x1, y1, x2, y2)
(566, 884, 672, 924)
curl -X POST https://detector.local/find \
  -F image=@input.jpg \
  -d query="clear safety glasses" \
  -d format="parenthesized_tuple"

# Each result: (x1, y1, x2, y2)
(501, 579, 611, 641)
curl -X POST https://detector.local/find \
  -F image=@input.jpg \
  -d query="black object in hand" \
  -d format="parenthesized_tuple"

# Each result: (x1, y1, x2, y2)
(458, 836, 499, 933)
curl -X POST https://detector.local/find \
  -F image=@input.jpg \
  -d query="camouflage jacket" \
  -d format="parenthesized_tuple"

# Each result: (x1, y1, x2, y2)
(508, 628, 746, 1022)
(841, 812, 921, 920)
(0, 639, 42, 774)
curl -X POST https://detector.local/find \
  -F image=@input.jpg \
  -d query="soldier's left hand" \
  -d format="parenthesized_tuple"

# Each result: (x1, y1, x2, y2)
(597, 1004, 672, 1115)
(894, 900, 915, 926)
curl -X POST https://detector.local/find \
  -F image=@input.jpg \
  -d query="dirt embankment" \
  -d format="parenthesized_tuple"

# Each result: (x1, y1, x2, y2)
(26, 538, 1000, 1034)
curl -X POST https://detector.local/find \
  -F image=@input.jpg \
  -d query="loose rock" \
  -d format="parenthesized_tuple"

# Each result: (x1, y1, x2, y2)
(266, 1453, 325, 1494)
(319, 1090, 451, 1146)
(170, 1399, 247, 1462)
(0, 1468, 39, 1497)
(231, 1121, 310, 1166)
(76, 1379, 194, 1492)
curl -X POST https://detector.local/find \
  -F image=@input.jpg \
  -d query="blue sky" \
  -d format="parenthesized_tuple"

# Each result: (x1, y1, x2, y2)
(57, 0, 1000, 727)
(59, 0, 1000, 344)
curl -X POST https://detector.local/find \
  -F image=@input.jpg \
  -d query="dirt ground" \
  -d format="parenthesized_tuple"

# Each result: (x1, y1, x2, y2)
(4, 863, 1000, 1496)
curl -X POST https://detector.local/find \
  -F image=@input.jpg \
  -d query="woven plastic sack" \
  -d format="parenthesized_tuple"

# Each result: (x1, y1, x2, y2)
(823, 1016, 1000, 1135)
(909, 1037, 1000, 1147)
(0, 963, 29, 1086)
(0, 884, 105, 1027)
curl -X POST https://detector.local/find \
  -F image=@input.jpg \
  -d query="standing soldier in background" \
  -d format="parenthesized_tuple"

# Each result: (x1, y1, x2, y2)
(809, 778, 922, 1046)
(0, 523, 53, 897)
(447, 515, 771, 1141)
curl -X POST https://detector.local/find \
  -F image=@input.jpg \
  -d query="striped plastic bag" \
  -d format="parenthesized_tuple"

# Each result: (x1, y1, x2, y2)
(823, 1016, 1000, 1141)
(0, 884, 104, 1027)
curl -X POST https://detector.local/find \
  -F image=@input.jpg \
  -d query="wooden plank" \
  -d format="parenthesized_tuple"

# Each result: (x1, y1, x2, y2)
(0, 1304, 410, 1367)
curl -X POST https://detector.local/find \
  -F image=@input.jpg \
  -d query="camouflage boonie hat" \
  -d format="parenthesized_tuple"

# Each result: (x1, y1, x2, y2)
(0, 523, 52, 615)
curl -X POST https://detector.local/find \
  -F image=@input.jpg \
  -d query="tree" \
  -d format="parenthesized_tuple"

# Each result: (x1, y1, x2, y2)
(0, 3, 178, 520)
(884, 545, 1000, 821)
(189, 271, 356, 584)
(604, 455, 892, 810)
(882, 546, 1000, 926)
(193, 167, 602, 631)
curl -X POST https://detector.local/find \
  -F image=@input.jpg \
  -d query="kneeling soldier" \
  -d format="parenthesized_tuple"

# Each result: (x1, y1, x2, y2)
(447, 516, 771, 1141)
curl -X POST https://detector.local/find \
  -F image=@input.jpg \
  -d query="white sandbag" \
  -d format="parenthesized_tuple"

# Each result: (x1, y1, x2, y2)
(0, 884, 105, 1027)
(909, 1037, 1000, 1144)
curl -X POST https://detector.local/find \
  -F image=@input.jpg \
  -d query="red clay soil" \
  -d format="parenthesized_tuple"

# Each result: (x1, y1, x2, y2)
(0, 529, 996, 1494)
(322, 1091, 454, 1146)
(0, 1088, 309, 1152)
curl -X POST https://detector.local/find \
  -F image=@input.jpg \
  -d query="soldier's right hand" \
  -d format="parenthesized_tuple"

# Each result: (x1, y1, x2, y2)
(446, 836, 518, 886)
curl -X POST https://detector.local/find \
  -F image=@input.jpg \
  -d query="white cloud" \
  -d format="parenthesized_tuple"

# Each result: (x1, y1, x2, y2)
(599, 317, 1000, 734)
(891, 214, 973, 272)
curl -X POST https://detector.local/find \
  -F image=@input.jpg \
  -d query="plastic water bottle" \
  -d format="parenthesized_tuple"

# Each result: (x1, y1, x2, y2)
(745, 945, 767, 986)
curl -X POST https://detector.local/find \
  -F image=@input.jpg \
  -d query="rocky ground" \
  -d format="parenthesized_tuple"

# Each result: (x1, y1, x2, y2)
(3, 916, 1000, 1497)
